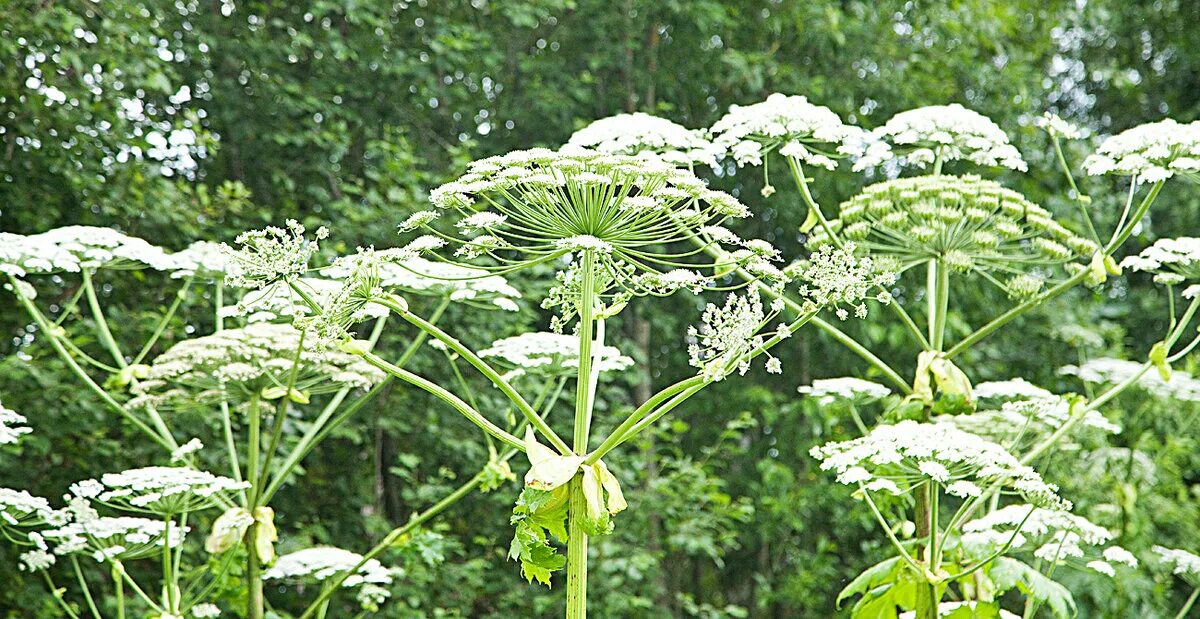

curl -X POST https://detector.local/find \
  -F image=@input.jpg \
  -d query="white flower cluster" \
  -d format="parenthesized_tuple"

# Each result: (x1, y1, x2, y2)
(708, 93, 864, 169)
(42, 514, 187, 563)
(1036, 113, 1084, 140)
(564, 113, 717, 166)
(855, 104, 1027, 171)
(1083, 119, 1200, 182)
(415, 149, 779, 318)
(0, 401, 31, 445)
(190, 604, 221, 618)
(224, 219, 328, 290)
(479, 332, 634, 377)
(950, 395, 1119, 445)
(0, 488, 55, 526)
(792, 242, 896, 320)
(264, 546, 396, 608)
(73, 467, 248, 515)
(326, 254, 521, 311)
(797, 377, 891, 404)
(1154, 546, 1200, 578)
(0, 226, 178, 276)
(961, 505, 1135, 576)
(128, 323, 384, 411)
(972, 378, 1055, 400)
(171, 240, 240, 280)
(1060, 357, 1200, 402)
(811, 420, 1066, 508)
(687, 292, 777, 380)
(1120, 237, 1200, 285)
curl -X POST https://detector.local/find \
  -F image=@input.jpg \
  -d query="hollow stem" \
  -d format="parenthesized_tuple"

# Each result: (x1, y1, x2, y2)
(566, 250, 597, 619)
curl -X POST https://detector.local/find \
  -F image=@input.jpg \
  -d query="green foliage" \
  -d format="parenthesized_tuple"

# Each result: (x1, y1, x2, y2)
(509, 487, 570, 586)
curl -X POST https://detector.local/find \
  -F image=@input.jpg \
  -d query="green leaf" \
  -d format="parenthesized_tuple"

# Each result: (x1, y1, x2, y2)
(990, 557, 1077, 619)
(838, 556, 901, 607)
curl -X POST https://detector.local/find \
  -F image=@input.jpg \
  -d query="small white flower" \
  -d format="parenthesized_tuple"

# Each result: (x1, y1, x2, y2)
(564, 113, 717, 166)
(709, 93, 864, 169)
(1037, 113, 1083, 140)
(479, 332, 634, 376)
(1062, 357, 1200, 402)
(1154, 546, 1200, 576)
(1084, 119, 1200, 182)
(798, 377, 891, 404)
(191, 605, 221, 619)
(0, 401, 31, 446)
(264, 546, 396, 589)
(171, 439, 204, 462)
(857, 104, 1026, 171)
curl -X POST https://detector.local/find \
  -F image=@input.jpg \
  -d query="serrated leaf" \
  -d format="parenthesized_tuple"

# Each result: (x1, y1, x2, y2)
(990, 557, 1076, 619)
(839, 556, 901, 607)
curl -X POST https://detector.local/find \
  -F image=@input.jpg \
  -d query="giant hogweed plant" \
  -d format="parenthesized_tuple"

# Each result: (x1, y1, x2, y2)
(568, 102, 1200, 617)
(260, 148, 884, 618)
(0, 96, 1198, 619)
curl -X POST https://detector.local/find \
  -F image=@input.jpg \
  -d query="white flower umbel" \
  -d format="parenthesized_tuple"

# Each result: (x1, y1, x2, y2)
(264, 546, 395, 589)
(190, 604, 221, 618)
(414, 149, 781, 324)
(0, 488, 55, 526)
(43, 515, 187, 562)
(809, 176, 1097, 285)
(811, 420, 1067, 508)
(973, 378, 1054, 401)
(856, 104, 1027, 171)
(708, 93, 864, 169)
(564, 113, 716, 167)
(1083, 119, 1200, 183)
(0, 232, 82, 276)
(223, 219, 327, 290)
(81, 466, 248, 516)
(326, 254, 521, 312)
(1, 226, 178, 275)
(1061, 357, 1200, 402)
(797, 377, 891, 404)
(949, 395, 1119, 446)
(1036, 113, 1084, 140)
(479, 332, 634, 377)
(172, 240, 241, 280)
(790, 242, 896, 320)
(1120, 237, 1200, 284)
(128, 323, 384, 412)
(960, 505, 1134, 576)
(0, 401, 31, 445)
(688, 291, 776, 380)
(1154, 546, 1200, 579)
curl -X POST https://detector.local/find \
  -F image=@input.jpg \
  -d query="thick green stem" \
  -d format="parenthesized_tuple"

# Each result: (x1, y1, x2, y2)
(1174, 587, 1200, 619)
(566, 250, 598, 619)
(246, 522, 264, 619)
(245, 394, 264, 619)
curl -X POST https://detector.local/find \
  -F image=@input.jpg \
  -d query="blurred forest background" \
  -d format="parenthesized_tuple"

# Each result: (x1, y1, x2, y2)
(2, 0, 1199, 616)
